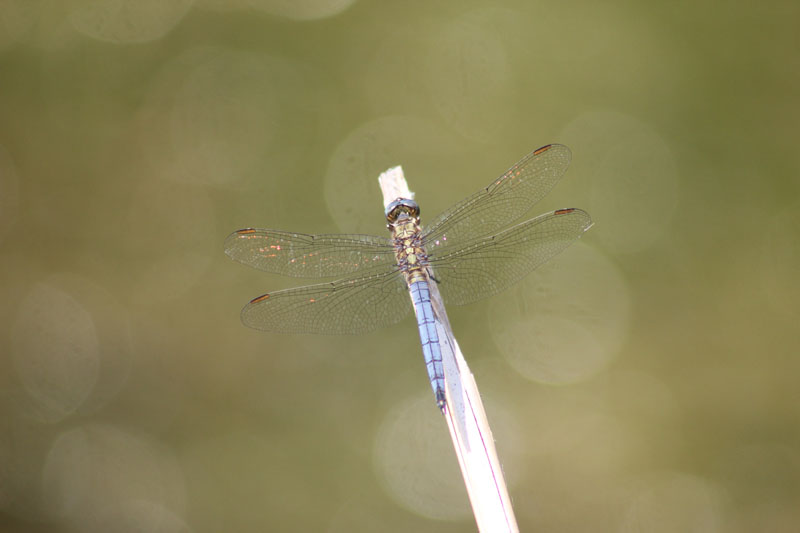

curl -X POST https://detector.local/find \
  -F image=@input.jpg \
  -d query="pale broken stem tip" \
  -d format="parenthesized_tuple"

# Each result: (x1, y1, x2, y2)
(378, 165, 414, 208)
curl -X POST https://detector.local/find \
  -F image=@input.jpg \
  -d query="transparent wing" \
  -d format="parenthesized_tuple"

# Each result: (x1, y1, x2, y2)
(224, 229, 395, 278)
(240, 267, 411, 334)
(423, 144, 572, 256)
(429, 208, 592, 306)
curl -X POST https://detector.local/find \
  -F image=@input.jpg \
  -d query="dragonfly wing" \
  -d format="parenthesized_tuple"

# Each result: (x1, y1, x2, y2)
(429, 208, 592, 306)
(423, 144, 572, 256)
(225, 229, 395, 278)
(240, 267, 411, 334)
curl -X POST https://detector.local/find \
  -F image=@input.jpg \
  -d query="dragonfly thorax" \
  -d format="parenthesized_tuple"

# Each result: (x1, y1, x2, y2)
(383, 198, 427, 284)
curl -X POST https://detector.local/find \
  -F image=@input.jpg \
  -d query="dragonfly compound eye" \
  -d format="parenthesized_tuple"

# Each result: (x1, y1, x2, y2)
(385, 199, 420, 223)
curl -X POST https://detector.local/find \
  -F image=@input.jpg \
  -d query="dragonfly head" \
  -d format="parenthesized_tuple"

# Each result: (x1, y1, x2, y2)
(385, 198, 420, 224)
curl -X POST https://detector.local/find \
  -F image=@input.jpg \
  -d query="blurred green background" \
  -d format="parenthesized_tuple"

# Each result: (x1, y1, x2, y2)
(1, 0, 799, 531)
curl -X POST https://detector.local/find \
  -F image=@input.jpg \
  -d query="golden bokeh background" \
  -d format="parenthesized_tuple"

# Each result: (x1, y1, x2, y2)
(1, 1, 798, 531)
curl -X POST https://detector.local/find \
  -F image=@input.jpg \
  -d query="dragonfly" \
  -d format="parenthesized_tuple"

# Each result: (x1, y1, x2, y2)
(225, 144, 592, 411)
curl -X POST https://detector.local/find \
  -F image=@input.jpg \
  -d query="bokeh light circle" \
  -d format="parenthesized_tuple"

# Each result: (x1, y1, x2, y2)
(11, 283, 100, 422)
(560, 110, 680, 254)
(488, 243, 630, 385)
(69, 0, 194, 43)
(423, 11, 514, 143)
(42, 424, 186, 531)
(324, 116, 462, 234)
(373, 394, 469, 521)
(139, 46, 317, 190)
(9, 274, 135, 423)
(198, 0, 356, 20)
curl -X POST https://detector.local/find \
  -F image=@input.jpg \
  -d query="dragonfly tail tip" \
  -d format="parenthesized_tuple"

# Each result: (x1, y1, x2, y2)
(436, 391, 447, 413)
